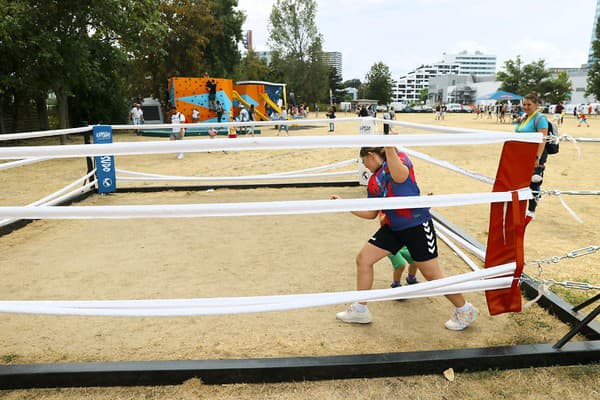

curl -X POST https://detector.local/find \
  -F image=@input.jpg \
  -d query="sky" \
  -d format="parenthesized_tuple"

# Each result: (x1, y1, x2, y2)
(237, 0, 596, 81)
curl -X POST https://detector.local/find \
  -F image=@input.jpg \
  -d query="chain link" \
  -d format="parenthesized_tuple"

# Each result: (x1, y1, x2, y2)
(519, 276, 600, 291)
(540, 189, 600, 196)
(526, 246, 600, 286)
(527, 245, 600, 268)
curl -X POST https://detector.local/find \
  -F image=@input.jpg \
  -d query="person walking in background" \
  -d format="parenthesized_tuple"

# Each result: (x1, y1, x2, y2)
(227, 114, 237, 139)
(278, 108, 289, 136)
(327, 105, 336, 132)
(239, 105, 250, 135)
(578, 110, 590, 127)
(191, 108, 200, 123)
(216, 101, 224, 123)
(248, 104, 256, 137)
(358, 105, 368, 117)
(554, 102, 564, 126)
(330, 147, 477, 329)
(170, 106, 186, 159)
(129, 103, 144, 128)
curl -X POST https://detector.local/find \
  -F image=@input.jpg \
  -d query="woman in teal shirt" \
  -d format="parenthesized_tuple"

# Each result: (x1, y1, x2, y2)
(515, 92, 549, 224)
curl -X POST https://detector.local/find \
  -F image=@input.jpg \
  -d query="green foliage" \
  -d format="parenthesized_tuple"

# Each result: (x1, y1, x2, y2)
(1, 0, 245, 130)
(586, 16, 600, 99)
(365, 62, 392, 104)
(543, 71, 572, 105)
(268, 0, 320, 62)
(497, 56, 569, 103)
(419, 88, 428, 103)
(235, 50, 270, 82)
(343, 79, 362, 89)
(327, 66, 344, 103)
(267, 0, 327, 104)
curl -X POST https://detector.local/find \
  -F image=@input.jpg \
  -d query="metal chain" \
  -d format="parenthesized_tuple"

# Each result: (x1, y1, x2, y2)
(526, 245, 600, 276)
(523, 245, 600, 290)
(540, 189, 600, 196)
(520, 275, 600, 291)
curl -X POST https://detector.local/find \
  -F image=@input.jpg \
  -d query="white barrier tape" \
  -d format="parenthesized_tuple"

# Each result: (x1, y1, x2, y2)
(0, 263, 515, 316)
(557, 194, 584, 224)
(117, 171, 357, 182)
(399, 147, 494, 185)
(116, 169, 356, 182)
(0, 189, 532, 220)
(0, 133, 543, 160)
(0, 180, 97, 228)
(0, 157, 50, 171)
(433, 221, 486, 261)
(375, 118, 510, 136)
(0, 126, 92, 141)
(269, 158, 358, 176)
(111, 117, 367, 131)
(436, 229, 481, 271)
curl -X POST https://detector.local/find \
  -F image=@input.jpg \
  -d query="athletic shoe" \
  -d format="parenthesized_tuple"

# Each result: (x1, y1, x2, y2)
(336, 303, 372, 324)
(390, 281, 401, 288)
(531, 174, 543, 183)
(406, 275, 419, 285)
(444, 303, 478, 331)
(525, 210, 535, 227)
(176, 153, 184, 159)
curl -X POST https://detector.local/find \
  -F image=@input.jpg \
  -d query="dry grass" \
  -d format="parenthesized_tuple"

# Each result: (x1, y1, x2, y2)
(1, 112, 599, 399)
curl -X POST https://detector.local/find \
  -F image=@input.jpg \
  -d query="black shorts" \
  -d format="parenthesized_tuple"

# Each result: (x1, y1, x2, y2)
(368, 220, 438, 262)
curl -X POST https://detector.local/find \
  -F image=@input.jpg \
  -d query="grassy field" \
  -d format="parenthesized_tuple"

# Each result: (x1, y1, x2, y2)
(1, 112, 599, 399)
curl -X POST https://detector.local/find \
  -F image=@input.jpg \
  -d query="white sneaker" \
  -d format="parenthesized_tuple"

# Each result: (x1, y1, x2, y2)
(445, 303, 478, 331)
(176, 153, 184, 159)
(336, 303, 372, 324)
(531, 174, 543, 183)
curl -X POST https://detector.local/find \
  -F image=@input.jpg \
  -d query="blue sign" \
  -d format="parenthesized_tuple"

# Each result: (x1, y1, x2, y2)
(92, 125, 116, 194)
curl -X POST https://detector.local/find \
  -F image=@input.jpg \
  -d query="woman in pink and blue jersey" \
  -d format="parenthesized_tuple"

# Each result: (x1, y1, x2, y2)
(331, 146, 477, 330)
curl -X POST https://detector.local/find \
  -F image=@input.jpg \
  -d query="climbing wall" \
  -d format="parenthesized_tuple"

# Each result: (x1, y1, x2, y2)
(168, 77, 234, 123)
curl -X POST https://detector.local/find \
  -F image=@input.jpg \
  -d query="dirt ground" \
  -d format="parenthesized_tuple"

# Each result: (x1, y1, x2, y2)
(1, 112, 599, 399)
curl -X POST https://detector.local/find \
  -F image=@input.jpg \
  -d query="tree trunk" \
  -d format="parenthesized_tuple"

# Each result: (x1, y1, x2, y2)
(57, 91, 69, 144)
(36, 93, 49, 131)
(0, 97, 6, 135)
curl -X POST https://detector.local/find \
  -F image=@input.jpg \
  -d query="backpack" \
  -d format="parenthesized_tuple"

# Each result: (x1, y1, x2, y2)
(534, 113, 559, 155)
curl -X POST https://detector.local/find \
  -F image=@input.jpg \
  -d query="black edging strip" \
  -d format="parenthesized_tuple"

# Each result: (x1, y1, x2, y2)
(1, 342, 599, 389)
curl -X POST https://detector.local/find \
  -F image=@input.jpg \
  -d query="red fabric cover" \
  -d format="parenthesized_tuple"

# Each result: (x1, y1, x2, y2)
(484, 141, 538, 315)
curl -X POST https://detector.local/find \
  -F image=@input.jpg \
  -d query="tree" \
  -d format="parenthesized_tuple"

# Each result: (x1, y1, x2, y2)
(0, 0, 164, 135)
(365, 62, 392, 104)
(496, 56, 524, 94)
(496, 56, 550, 96)
(542, 71, 572, 105)
(343, 79, 362, 89)
(267, 0, 328, 104)
(586, 16, 600, 100)
(201, 0, 245, 77)
(327, 67, 344, 104)
(235, 50, 270, 81)
(419, 88, 429, 104)
(268, 0, 319, 62)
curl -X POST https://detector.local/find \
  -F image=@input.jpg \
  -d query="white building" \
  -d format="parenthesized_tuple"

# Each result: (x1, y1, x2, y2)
(393, 51, 497, 104)
(442, 51, 497, 76)
(323, 51, 343, 77)
(394, 62, 459, 104)
(589, 0, 600, 66)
